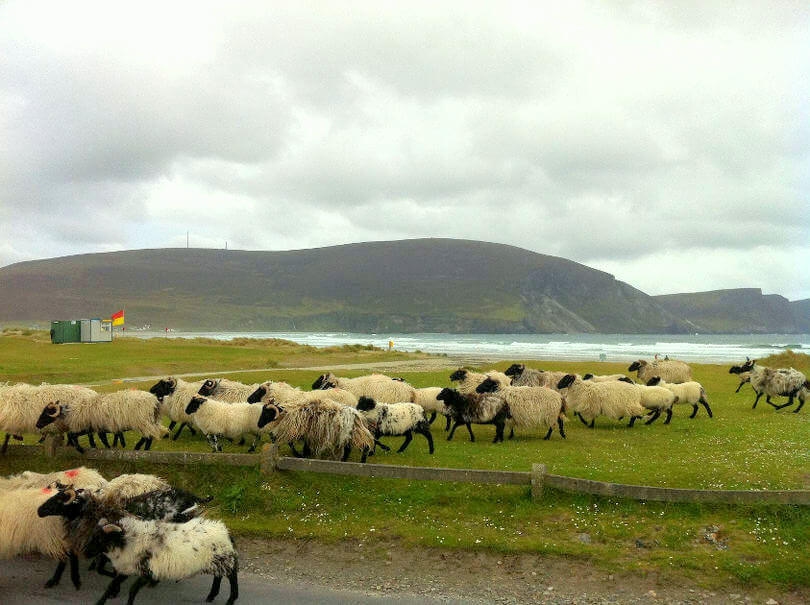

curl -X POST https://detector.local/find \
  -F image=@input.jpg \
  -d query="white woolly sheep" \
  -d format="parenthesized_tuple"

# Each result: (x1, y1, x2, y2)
(628, 359, 692, 384)
(730, 360, 807, 412)
(634, 384, 679, 425)
(475, 378, 567, 440)
(436, 388, 509, 442)
(557, 374, 646, 428)
(0, 466, 107, 492)
(413, 386, 445, 424)
(450, 368, 511, 394)
(149, 377, 206, 439)
(247, 380, 358, 408)
(266, 398, 373, 462)
(645, 377, 713, 420)
(196, 378, 262, 403)
(0, 486, 79, 589)
(184, 396, 267, 452)
(35, 390, 168, 452)
(96, 474, 172, 508)
(0, 382, 97, 453)
(312, 372, 417, 403)
(85, 515, 238, 605)
(355, 396, 434, 454)
(504, 364, 572, 391)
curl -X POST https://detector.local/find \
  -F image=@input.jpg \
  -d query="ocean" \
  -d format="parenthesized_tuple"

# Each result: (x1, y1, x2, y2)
(126, 331, 810, 364)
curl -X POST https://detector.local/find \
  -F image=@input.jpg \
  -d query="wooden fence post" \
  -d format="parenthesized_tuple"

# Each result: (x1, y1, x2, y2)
(260, 443, 280, 475)
(44, 434, 63, 457)
(531, 463, 546, 500)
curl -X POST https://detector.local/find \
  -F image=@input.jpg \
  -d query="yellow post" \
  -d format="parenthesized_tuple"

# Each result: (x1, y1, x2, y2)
(388, 340, 394, 351)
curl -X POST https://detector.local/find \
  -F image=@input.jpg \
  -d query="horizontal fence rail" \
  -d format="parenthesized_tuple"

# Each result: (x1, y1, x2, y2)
(6, 442, 810, 505)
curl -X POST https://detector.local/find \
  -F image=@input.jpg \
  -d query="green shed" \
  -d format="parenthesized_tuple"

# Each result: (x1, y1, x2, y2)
(50, 320, 82, 344)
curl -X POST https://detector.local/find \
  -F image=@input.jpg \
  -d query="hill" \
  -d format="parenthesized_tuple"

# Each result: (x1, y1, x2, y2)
(654, 288, 809, 334)
(0, 239, 693, 334)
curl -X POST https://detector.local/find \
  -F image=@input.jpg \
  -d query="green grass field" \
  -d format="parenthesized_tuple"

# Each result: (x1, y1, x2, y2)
(2, 332, 809, 591)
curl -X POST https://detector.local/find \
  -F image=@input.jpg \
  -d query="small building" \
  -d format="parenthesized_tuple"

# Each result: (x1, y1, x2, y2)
(50, 319, 112, 344)
(80, 319, 112, 343)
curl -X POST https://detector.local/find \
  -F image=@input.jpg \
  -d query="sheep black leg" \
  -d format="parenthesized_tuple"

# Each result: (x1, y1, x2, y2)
(628, 416, 639, 427)
(447, 421, 461, 441)
(557, 417, 566, 439)
(428, 412, 437, 424)
(397, 430, 413, 453)
(374, 439, 391, 451)
(134, 437, 147, 450)
(645, 410, 661, 425)
(172, 423, 186, 440)
(752, 392, 762, 409)
(735, 382, 744, 393)
(97, 573, 128, 605)
(207, 575, 222, 602)
(12, 434, 22, 440)
(543, 426, 553, 440)
(664, 409, 673, 424)
(112, 432, 120, 447)
(126, 576, 149, 605)
(465, 422, 475, 442)
(45, 560, 66, 588)
(589, 419, 595, 428)
(774, 393, 795, 410)
(302, 442, 312, 457)
(225, 568, 239, 605)
(445, 416, 451, 431)
(765, 395, 781, 409)
(68, 552, 81, 589)
(508, 426, 515, 439)
(360, 446, 369, 463)
(114, 432, 126, 448)
(144, 437, 154, 451)
(98, 432, 111, 448)
(342, 444, 352, 461)
(689, 404, 699, 419)
(248, 435, 260, 453)
(87, 432, 97, 449)
(237, 437, 245, 446)
(167, 421, 176, 432)
(794, 398, 805, 413)
(577, 413, 589, 427)
(418, 426, 435, 453)
(1, 433, 10, 454)
(68, 432, 85, 454)
(700, 397, 713, 417)
(493, 421, 505, 443)
(288, 442, 302, 457)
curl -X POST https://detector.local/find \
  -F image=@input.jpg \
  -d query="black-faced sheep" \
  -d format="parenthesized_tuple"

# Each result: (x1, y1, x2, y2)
(557, 374, 646, 428)
(355, 396, 434, 454)
(645, 377, 713, 420)
(628, 359, 692, 384)
(475, 378, 567, 440)
(148, 377, 205, 439)
(436, 388, 509, 443)
(312, 372, 416, 403)
(730, 360, 808, 412)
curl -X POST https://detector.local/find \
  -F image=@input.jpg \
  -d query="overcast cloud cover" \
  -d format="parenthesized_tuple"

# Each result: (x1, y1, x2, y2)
(1, 1, 808, 298)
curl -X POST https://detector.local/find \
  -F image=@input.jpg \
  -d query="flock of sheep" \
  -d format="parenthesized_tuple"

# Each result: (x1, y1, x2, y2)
(0, 467, 234, 604)
(1, 355, 808, 604)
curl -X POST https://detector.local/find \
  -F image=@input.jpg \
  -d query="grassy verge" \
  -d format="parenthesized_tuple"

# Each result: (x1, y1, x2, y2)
(1, 333, 809, 591)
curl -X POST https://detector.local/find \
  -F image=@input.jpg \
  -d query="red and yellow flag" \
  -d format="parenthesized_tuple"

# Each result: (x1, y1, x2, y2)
(111, 310, 125, 326)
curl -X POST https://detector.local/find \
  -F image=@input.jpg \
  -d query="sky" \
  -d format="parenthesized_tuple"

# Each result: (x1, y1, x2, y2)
(1, 1, 808, 299)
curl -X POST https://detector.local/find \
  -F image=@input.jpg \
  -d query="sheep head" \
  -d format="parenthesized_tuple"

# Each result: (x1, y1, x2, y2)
(646, 377, 662, 386)
(84, 518, 125, 559)
(475, 377, 499, 394)
(556, 374, 577, 390)
(247, 384, 267, 403)
(257, 400, 285, 428)
(185, 396, 206, 415)
(149, 377, 177, 400)
(35, 401, 64, 429)
(504, 363, 524, 377)
(356, 396, 377, 412)
(37, 486, 87, 520)
(197, 379, 220, 397)
(449, 369, 468, 382)
(628, 361, 645, 372)
(583, 373, 594, 380)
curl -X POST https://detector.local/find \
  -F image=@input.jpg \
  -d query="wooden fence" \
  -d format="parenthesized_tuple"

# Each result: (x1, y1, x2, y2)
(6, 442, 809, 506)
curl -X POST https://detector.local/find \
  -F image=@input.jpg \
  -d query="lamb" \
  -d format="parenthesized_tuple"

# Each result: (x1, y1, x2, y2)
(312, 372, 417, 403)
(84, 515, 238, 605)
(266, 398, 373, 462)
(436, 388, 509, 443)
(0, 466, 107, 491)
(355, 396, 434, 454)
(628, 359, 692, 384)
(645, 377, 713, 420)
(184, 396, 269, 452)
(413, 386, 445, 424)
(634, 384, 679, 425)
(556, 374, 646, 428)
(34, 390, 168, 453)
(0, 382, 97, 453)
(504, 364, 570, 390)
(475, 378, 567, 440)
(730, 360, 808, 412)
(0, 486, 79, 589)
(149, 377, 205, 439)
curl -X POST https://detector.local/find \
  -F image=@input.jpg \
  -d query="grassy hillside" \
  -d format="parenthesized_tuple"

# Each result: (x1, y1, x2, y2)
(0, 239, 692, 333)
(655, 288, 807, 333)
